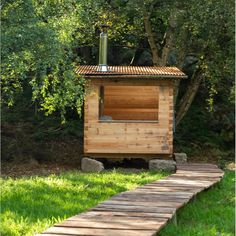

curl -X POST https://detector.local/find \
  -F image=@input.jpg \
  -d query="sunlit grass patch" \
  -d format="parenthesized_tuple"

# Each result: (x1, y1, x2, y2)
(1, 169, 166, 236)
(1, 170, 234, 236)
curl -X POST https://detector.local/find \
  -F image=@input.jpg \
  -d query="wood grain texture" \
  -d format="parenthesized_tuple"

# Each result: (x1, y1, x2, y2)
(38, 164, 224, 236)
(44, 227, 157, 236)
(84, 78, 174, 156)
(103, 86, 159, 120)
(55, 219, 164, 230)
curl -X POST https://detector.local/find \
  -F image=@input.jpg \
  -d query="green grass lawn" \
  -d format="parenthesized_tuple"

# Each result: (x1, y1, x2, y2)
(159, 170, 235, 236)
(0, 170, 166, 236)
(1, 170, 234, 236)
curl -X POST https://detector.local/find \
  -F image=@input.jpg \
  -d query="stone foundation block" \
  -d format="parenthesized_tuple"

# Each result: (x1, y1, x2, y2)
(174, 153, 188, 164)
(81, 157, 104, 172)
(149, 159, 176, 172)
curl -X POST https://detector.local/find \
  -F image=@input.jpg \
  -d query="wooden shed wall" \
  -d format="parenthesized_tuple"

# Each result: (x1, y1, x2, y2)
(103, 86, 159, 120)
(84, 78, 174, 156)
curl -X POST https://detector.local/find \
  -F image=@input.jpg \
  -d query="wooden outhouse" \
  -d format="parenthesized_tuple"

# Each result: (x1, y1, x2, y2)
(77, 65, 187, 160)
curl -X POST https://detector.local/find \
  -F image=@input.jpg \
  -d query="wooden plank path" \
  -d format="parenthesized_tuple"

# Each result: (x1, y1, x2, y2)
(37, 163, 224, 236)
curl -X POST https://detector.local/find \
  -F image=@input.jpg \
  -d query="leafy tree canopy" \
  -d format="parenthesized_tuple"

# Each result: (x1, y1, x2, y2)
(1, 0, 234, 125)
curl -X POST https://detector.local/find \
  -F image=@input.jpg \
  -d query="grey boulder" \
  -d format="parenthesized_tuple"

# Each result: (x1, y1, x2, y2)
(174, 153, 188, 163)
(81, 157, 104, 172)
(149, 159, 176, 172)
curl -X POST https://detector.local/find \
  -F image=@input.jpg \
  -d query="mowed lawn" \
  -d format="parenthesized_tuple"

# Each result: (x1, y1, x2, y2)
(0, 170, 234, 236)
(0, 170, 166, 236)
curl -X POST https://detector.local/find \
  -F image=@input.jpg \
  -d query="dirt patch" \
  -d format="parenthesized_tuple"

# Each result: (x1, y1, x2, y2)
(1, 138, 84, 178)
(185, 155, 218, 164)
(1, 121, 84, 178)
(1, 161, 79, 178)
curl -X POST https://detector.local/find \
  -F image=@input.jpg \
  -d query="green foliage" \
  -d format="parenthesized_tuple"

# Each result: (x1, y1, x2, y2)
(175, 91, 234, 161)
(1, 0, 85, 120)
(0, 170, 166, 235)
(167, 0, 235, 156)
(175, 0, 234, 111)
(1, 0, 234, 157)
(1, 0, 144, 120)
(159, 171, 235, 236)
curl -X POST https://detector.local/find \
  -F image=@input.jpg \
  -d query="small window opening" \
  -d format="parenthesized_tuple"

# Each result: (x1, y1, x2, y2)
(99, 86, 159, 122)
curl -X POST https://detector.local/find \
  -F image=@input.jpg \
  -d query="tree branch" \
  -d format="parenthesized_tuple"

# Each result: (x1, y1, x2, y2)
(159, 12, 177, 66)
(176, 69, 203, 126)
(143, 12, 160, 66)
(174, 29, 189, 105)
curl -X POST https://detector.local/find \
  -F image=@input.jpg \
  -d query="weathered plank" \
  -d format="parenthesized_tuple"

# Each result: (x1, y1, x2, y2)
(178, 163, 218, 167)
(111, 193, 194, 203)
(143, 182, 207, 189)
(110, 196, 187, 206)
(136, 186, 202, 193)
(55, 218, 164, 230)
(173, 172, 224, 177)
(68, 215, 168, 223)
(166, 175, 222, 181)
(79, 210, 173, 219)
(113, 192, 193, 200)
(100, 199, 184, 209)
(129, 189, 194, 196)
(44, 226, 158, 236)
(92, 205, 176, 215)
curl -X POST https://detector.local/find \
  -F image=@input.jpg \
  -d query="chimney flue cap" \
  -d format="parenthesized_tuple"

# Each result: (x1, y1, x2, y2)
(100, 24, 109, 33)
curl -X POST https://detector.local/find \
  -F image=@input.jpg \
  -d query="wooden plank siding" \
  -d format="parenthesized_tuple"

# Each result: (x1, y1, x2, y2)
(103, 86, 159, 120)
(84, 78, 174, 157)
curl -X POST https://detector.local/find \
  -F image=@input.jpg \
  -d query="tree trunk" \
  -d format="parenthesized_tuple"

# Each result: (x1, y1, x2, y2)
(174, 79, 181, 105)
(130, 39, 146, 65)
(143, 7, 201, 127)
(173, 27, 189, 105)
(159, 12, 176, 66)
(176, 70, 203, 126)
(143, 12, 160, 66)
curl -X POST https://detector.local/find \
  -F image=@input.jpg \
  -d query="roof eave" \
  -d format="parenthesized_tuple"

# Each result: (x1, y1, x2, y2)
(79, 74, 188, 79)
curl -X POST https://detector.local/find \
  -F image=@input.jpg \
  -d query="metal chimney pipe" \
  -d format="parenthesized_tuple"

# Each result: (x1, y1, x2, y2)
(97, 25, 109, 72)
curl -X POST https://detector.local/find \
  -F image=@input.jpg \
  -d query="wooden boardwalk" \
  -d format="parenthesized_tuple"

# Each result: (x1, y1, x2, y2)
(37, 163, 224, 236)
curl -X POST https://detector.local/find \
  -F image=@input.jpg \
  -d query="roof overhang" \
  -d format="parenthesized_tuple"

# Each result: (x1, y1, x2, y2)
(76, 65, 188, 79)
